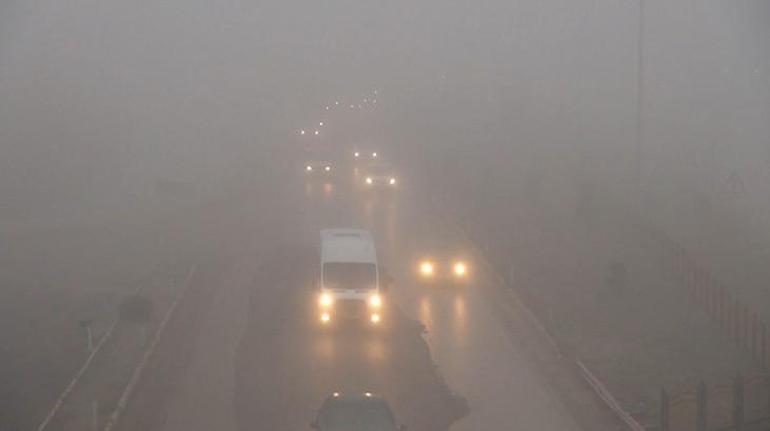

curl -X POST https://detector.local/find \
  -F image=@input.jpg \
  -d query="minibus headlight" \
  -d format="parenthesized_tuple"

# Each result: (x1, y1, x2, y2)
(319, 293, 333, 307)
(419, 261, 434, 277)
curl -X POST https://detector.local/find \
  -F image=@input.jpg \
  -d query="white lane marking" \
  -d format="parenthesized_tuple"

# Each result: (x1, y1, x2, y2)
(36, 320, 118, 431)
(36, 280, 153, 431)
(102, 265, 197, 431)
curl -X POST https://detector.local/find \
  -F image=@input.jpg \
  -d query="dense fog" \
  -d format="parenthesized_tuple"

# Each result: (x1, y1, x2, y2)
(2, 1, 770, 429)
(2, 1, 769, 236)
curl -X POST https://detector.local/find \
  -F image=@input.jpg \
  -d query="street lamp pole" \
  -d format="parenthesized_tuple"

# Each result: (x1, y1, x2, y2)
(635, 0, 645, 202)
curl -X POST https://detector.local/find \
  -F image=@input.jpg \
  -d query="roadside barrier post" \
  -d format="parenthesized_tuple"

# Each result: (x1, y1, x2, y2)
(718, 287, 726, 328)
(766, 375, 770, 417)
(696, 380, 707, 431)
(733, 374, 744, 431)
(751, 313, 758, 358)
(727, 296, 734, 341)
(762, 323, 767, 370)
(79, 320, 94, 353)
(743, 305, 750, 351)
(92, 399, 98, 431)
(735, 300, 741, 345)
(659, 388, 669, 431)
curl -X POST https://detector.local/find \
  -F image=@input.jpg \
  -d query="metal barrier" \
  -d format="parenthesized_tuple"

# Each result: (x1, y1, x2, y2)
(660, 375, 770, 431)
(666, 240, 769, 370)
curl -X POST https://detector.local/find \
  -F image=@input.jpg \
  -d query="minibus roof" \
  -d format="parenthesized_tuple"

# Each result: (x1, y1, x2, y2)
(321, 229, 377, 264)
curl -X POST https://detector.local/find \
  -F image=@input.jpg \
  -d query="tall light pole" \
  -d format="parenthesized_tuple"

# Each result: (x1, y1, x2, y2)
(635, 0, 645, 202)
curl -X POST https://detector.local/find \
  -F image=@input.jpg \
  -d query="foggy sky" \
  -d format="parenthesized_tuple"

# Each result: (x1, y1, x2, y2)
(1, 1, 769, 226)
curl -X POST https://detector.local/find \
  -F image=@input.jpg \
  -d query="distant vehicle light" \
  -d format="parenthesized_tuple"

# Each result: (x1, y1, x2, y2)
(453, 262, 467, 276)
(365, 177, 373, 185)
(319, 121, 324, 126)
(389, 178, 396, 185)
(319, 293, 333, 307)
(372, 152, 378, 158)
(300, 129, 306, 135)
(420, 261, 434, 276)
(325, 166, 331, 172)
(333, 392, 340, 397)
(354, 152, 360, 158)
(370, 314, 380, 324)
(314, 130, 320, 135)
(369, 295, 382, 308)
(306, 165, 313, 172)
(364, 392, 373, 397)
(321, 312, 330, 323)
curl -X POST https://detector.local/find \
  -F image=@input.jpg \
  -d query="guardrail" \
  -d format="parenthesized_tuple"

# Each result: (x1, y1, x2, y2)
(660, 375, 770, 431)
(666, 242, 769, 370)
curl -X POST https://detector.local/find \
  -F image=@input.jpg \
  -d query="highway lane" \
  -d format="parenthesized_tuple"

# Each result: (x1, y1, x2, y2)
(120, 165, 617, 430)
(115, 182, 299, 431)
(230, 170, 605, 429)
(348, 182, 616, 430)
(323, 173, 608, 430)
(232, 178, 467, 430)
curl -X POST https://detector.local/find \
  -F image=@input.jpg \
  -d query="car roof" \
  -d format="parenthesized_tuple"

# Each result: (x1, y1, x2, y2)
(321, 229, 377, 264)
(316, 394, 397, 430)
(323, 393, 387, 403)
(318, 394, 394, 415)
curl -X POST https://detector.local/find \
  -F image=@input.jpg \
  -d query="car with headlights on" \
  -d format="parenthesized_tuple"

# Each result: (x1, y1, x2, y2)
(352, 149, 380, 162)
(304, 160, 334, 179)
(359, 163, 398, 189)
(415, 252, 471, 285)
(311, 393, 406, 431)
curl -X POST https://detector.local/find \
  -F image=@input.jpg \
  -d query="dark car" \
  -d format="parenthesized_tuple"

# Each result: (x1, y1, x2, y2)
(311, 393, 406, 431)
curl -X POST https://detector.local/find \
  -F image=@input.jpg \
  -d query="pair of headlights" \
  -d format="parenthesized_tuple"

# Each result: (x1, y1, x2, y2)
(319, 294, 382, 324)
(354, 151, 377, 158)
(419, 261, 468, 277)
(306, 165, 331, 172)
(365, 177, 396, 185)
(319, 293, 382, 308)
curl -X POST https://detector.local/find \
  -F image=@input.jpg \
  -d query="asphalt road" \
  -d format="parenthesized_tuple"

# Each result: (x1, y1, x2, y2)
(120, 164, 619, 430)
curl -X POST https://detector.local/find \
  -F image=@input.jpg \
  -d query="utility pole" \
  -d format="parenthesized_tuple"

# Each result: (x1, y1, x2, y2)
(635, 0, 645, 203)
